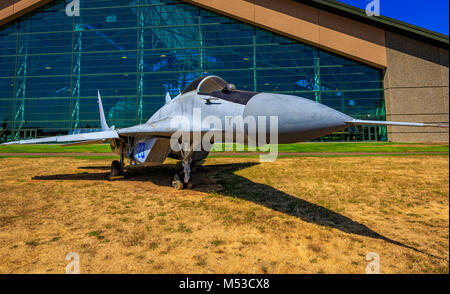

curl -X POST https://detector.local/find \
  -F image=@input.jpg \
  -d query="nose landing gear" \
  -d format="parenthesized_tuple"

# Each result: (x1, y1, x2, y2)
(172, 145, 194, 190)
(172, 171, 193, 190)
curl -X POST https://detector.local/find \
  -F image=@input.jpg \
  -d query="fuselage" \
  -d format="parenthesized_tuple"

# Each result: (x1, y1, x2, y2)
(114, 76, 355, 164)
(148, 90, 353, 144)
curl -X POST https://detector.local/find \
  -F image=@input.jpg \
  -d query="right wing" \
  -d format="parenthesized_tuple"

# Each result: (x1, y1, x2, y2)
(346, 119, 449, 128)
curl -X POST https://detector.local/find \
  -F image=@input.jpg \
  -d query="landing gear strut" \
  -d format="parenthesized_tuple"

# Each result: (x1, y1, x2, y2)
(172, 144, 194, 190)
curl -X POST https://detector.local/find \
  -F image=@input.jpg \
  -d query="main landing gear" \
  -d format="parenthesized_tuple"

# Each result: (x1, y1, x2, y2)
(108, 148, 125, 181)
(172, 146, 194, 190)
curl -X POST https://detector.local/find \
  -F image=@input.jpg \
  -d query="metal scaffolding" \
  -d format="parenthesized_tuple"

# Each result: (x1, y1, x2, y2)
(71, 25, 82, 130)
(138, 1, 201, 82)
(137, 10, 145, 124)
(376, 99, 387, 139)
(253, 28, 257, 92)
(313, 48, 321, 103)
(13, 44, 28, 140)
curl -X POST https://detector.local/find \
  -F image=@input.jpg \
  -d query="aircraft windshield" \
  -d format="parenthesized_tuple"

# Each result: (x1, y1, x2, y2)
(181, 76, 206, 94)
(181, 76, 229, 95)
(198, 77, 228, 93)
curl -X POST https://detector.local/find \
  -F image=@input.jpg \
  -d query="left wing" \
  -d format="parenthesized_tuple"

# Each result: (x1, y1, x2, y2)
(1, 90, 118, 146)
(1, 130, 119, 145)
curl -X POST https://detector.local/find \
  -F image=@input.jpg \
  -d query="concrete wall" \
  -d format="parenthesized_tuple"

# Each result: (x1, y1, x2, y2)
(384, 31, 449, 142)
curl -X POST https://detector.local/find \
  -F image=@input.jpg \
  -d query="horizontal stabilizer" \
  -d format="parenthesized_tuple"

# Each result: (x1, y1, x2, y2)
(1, 130, 119, 146)
(62, 138, 114, 147)
(346, 119, 449, 128)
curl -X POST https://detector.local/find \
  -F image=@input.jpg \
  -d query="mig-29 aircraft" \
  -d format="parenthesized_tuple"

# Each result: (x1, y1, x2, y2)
(2, 76, 448, 189)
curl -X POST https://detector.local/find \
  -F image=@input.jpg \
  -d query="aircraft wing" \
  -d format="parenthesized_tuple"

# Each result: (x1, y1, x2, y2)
(0, 130, 119, 145)
(117, 122, 175, 138)
(346, 119, 449, 128)
(117, 116, 223, 137)
(0, 91, 120, 146)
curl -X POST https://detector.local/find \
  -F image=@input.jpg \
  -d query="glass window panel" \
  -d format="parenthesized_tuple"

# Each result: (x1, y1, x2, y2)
(0, 0, 385, 141)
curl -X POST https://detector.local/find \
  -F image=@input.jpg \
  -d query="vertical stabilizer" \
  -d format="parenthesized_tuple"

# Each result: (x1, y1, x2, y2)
(97, 90, 111, 131)
(165, 92, 172, 104)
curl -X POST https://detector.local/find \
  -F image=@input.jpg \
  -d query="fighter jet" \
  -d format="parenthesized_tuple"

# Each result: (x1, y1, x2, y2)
(2, 76, 448, 189)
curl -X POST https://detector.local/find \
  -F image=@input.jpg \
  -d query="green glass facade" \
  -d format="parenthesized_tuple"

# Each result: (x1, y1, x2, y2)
(0, 0, 386, 142)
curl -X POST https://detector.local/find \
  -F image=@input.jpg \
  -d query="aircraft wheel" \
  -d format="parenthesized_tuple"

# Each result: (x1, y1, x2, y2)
(172, 173, 184, 190)
(109, 160, 122, 179)
(185, 178, 194, 189)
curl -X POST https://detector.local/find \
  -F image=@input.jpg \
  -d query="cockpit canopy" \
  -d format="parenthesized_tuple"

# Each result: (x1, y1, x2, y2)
(180, 75, 259, 105)
(181, 76, 229, 94)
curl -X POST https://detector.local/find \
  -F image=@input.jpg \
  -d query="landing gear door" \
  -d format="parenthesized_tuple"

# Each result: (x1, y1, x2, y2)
(131, 137, 171, 165)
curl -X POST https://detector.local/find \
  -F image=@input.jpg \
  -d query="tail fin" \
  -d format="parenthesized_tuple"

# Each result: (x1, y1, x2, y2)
(165, 92, 172, 104)
(97, 90, 111, 131)
(346, 119, 448, 128)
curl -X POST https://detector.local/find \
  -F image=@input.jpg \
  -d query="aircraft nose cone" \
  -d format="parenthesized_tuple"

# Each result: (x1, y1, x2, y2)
(243, 93, 353, 143)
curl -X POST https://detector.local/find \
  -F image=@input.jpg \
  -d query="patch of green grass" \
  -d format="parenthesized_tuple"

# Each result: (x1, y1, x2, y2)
(73, 156, 119, 160)
(1, 142, 447, 157)
(0, 155, 119, 160)
(177, 223, 192, 233)
(208, 153, 449, 159)
(211, 142, 449, 153)
(88, 231, 105, 240)
(194, 255, 207, 267)
(25, 240, 40, 246)
(211, 239, 224, 246)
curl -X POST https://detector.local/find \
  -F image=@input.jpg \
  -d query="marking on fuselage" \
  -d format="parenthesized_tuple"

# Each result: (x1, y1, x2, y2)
(137, 142, 146, 159)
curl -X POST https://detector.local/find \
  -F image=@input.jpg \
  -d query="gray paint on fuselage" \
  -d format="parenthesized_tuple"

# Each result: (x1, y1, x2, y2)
(243, 93, 353, 143)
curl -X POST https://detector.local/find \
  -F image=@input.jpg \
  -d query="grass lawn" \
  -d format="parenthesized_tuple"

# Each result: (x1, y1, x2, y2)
(0, 156, 447, 273)
(0, 142, 448, 154)
(211, 142, 449, 153)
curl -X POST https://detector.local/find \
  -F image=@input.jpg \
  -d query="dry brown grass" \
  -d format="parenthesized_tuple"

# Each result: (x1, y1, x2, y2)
(0, 155, 448, 274)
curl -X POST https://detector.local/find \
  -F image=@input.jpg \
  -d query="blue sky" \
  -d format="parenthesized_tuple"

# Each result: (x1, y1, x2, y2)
(337, 0, 449, 35)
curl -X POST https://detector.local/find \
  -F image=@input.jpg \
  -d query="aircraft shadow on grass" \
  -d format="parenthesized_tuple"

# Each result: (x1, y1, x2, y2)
(33, 162, 443, 260)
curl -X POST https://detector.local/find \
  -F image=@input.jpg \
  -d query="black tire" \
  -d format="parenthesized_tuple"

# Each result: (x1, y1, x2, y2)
(186, 179, 194, 189)
(110, 160, 122, 177)
(172, 173, 184, 190)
